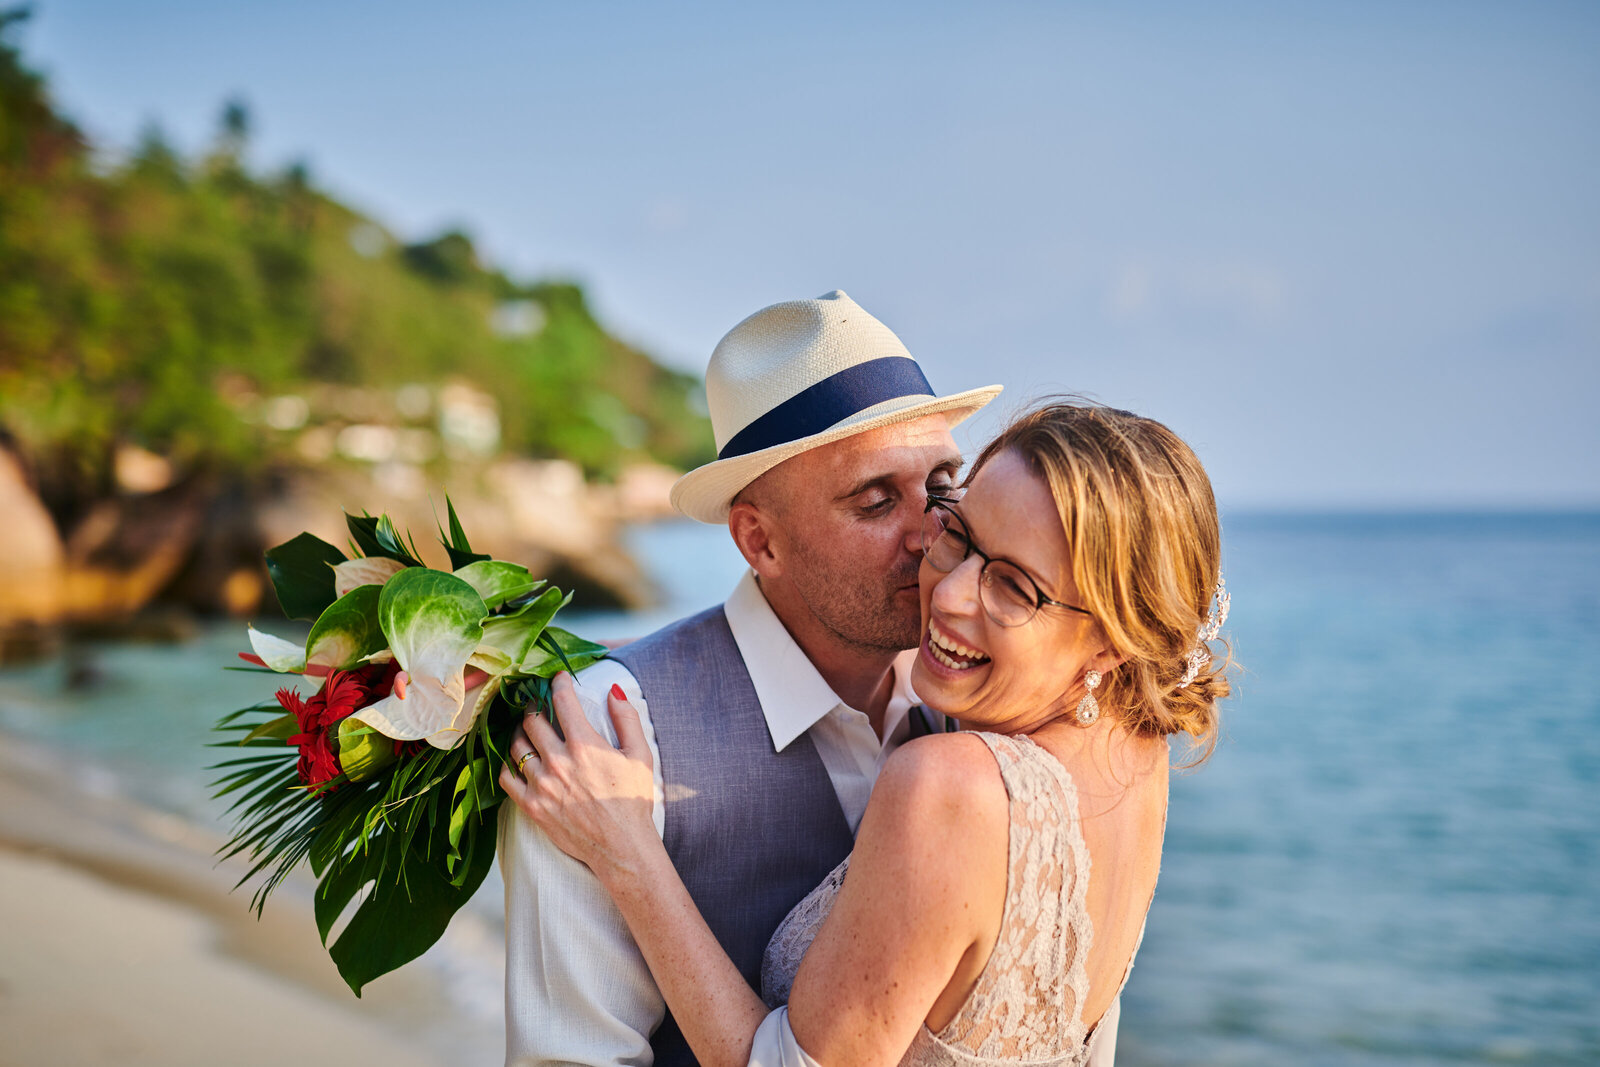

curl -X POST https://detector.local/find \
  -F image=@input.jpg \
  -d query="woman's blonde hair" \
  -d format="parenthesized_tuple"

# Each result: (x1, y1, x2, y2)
(969, 399, 1231, 763)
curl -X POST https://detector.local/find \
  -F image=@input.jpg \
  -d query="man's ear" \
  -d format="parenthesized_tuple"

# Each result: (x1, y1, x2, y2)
(729, 501, 784, 578)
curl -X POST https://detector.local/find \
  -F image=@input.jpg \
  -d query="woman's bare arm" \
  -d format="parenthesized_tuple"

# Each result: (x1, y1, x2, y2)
(785, 734, 1009, 1066)
(500, 677, 1008, 1067)
(500, 675, 768, 1067)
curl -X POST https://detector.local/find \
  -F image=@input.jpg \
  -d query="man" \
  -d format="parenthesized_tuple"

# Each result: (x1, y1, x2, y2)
(500, 290, 1000, 1066)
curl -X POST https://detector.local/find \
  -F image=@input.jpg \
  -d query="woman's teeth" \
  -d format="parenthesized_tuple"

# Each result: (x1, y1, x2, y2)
(929, 624, 990, 670)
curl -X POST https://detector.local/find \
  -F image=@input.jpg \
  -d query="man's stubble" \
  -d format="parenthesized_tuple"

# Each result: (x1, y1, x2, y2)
(781, 534, 923, 657)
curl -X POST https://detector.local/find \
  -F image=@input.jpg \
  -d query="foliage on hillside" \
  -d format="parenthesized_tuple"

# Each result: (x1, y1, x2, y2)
(0, 8, 712, 521)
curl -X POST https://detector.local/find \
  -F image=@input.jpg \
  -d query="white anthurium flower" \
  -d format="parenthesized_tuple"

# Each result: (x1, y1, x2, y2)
(452, 586, 569, 725)
(304, 584, 386, 672)
(467, 646, 513, 675)
(248, 625, 307, 672)
(348, 568, 487, 749)
(332, 556, 407, 599)
(248, 585, 388, 676)
(423, 673, 493, 751)
(469, 671, 503, 721)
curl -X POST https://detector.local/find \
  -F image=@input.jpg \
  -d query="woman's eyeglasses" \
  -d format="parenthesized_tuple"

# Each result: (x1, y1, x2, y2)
(921, 497, 1093, 628)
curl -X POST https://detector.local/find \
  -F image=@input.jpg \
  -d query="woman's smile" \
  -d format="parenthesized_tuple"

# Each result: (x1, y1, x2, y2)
(923, 617, 991, 672)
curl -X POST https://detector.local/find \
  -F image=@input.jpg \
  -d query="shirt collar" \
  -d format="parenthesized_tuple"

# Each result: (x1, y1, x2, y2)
(723, 571, 919, 753)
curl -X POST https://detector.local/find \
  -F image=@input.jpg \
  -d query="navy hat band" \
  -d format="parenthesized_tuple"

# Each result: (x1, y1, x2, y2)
(717, 356, 935, 461)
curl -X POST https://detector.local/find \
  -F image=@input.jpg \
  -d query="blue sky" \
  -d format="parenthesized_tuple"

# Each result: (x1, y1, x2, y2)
(23, 1, 1600, 508)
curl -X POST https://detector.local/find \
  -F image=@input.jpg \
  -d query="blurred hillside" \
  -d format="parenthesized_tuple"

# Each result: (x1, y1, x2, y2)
(0, 9, 713, 644)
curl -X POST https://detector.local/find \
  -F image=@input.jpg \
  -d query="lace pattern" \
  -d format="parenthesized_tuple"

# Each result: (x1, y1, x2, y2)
(760, 732, 1112, 1066)
(761, 856, 849, 1010)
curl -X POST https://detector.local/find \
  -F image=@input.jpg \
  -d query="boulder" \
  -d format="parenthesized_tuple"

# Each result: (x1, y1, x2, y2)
(0, 450, 66, 625)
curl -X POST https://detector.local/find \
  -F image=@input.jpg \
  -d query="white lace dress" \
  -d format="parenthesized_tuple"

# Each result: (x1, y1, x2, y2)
(758, 732, 1148, 1067)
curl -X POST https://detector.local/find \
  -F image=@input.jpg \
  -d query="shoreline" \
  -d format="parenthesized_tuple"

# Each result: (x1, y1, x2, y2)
(0, 730, 503, 1067)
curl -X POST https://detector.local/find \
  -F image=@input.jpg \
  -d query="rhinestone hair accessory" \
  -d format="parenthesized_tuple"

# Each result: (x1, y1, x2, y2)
(1177, 576, 1230, 689)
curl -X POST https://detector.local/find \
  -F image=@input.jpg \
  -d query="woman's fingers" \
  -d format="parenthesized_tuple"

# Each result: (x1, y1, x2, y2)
(500, 732, 536, 797)
(524, 708, 563, 761)
(500, 741, 531, 798)
(606, 684, 653, 768)
(550, 672, 604, 746)
(507, 733, 538, 774)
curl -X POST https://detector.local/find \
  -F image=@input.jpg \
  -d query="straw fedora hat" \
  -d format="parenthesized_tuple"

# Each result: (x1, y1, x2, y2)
(671, 290, 1002, 524)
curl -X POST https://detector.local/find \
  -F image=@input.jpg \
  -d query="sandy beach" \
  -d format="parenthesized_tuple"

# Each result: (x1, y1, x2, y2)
(0, 732, 504, 1067)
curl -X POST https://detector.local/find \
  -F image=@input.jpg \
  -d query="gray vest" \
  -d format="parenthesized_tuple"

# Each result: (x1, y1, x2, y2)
(610, 606, 855, 1067)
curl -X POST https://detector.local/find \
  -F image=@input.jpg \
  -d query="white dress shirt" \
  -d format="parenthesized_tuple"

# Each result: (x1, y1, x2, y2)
(501, 571, 918, 1066)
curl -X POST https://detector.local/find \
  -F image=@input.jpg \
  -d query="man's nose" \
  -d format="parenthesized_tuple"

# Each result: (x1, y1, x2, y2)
(902, 511, 924, 556)
(901, 497, 928, 556)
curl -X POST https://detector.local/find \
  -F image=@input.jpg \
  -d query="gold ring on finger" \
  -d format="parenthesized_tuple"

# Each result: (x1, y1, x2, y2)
(517, 751, 537, 774)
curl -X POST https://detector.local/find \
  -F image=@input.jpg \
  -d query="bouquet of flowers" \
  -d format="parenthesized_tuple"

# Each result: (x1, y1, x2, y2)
(211, 501, 605, 994)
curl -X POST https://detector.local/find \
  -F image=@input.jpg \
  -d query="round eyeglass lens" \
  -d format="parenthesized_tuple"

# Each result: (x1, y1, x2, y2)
(980, 561, 1040, 626)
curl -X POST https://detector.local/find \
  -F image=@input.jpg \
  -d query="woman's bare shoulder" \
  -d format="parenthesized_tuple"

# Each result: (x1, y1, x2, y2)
(788, 734, 1013, 1063)
(866, 732, 1010, 845)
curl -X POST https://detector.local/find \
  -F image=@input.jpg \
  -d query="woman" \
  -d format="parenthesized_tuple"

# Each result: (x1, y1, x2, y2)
(501, 401, 1231, 1066)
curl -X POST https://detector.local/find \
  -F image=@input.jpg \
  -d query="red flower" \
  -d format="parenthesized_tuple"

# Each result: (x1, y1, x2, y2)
(288, 724, 343, 792)
(276, 660, 403, 792)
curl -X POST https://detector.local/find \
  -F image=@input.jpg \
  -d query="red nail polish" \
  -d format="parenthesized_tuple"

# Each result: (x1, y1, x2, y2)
(610, 683, 626, 701)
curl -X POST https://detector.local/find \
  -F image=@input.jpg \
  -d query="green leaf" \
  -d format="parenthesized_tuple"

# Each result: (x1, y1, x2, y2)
(500, 584, 562, 619)
(310, 795, 375, 878)
(345, 512, 422, 567)
(446, 757, 497, 874)
(345, 513, 384, 557)
(542, 626, 608, 662)
(440, 495, 491, 570)
(264, 533, 347, 622)
(328, 820, 498, 995)
(445, 495, 471, 550)
(314, 849, 370, 945)
(376, 514, 424, 565)
(519, 625, 609, 678)
(453, 560, 542, 611)
(305, 584, 387, 671)
(477, 586, 566, 666)
(242, 713, 297, 745)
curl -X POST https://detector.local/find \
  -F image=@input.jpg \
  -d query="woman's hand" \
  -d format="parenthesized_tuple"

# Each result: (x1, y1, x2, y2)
(499, 673, 659, 885)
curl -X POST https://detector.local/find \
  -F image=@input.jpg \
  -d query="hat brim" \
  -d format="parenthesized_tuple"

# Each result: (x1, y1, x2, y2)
(670, 385, 1003, 524)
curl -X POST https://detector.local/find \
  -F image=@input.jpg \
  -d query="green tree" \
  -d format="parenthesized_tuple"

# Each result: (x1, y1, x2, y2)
(0, 7, 711, 527)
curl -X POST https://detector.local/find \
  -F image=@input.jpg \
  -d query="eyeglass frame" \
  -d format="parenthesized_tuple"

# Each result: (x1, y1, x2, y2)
(921, 496, 1094, 627)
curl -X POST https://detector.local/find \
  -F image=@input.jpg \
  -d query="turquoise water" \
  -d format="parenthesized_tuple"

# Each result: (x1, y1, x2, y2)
(2, 513, 1596, 1064)
(1120, 513, 1600, 1066)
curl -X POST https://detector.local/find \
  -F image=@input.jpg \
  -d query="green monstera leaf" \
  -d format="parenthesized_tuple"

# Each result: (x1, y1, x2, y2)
(264, 533, 347, 622)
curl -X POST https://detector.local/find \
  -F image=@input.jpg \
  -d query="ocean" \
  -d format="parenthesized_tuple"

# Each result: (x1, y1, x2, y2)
(2, 512, 1596, 1065)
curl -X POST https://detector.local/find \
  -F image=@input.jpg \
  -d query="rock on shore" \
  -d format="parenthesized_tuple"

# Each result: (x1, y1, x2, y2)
(0, 445, 685, 658)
